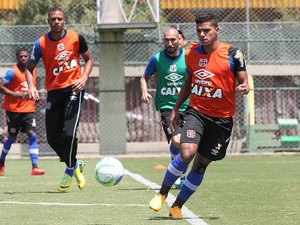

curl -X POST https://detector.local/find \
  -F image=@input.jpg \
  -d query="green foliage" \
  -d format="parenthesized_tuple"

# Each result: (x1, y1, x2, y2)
(276, 7, 300, 21)
(0, 0, 96, 25)
(0, 0, 162, 25)
(15, 0, 49, 25)
(61, 0, 96, 24)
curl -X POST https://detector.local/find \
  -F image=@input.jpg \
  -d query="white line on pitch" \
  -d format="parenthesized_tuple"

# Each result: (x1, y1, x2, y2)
(124, 169, 208, 225)
(0, 201, 146, 207)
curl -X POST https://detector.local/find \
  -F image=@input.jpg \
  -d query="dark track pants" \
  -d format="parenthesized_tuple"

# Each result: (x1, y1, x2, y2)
(45, 90, 83, 167)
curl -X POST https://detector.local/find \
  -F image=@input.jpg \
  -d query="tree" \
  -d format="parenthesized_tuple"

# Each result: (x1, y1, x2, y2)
(0, 0, 96, 25)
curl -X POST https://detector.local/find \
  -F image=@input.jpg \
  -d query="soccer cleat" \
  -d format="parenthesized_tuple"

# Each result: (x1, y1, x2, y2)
(169, 206, 183, 219)
(174, 177, 185, 189)
(0, 166, 5, 176)
(74, 165, 85, 190)
(149, 194, 166, 212)
(77, 160, 85, 173)
(58, 174, 73, 192)
(31, 167, 46, 176)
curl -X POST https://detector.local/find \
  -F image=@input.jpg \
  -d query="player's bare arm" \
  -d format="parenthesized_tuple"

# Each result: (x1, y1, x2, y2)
(25, 62, 39, 101)
(140, 76, 152, 104)
(236, 71, 250, 96)
(72, 50, 94, 93)
(0, 80, 28, 99)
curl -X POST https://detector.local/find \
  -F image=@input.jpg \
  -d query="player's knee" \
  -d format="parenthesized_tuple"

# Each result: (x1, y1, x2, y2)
(180, 144, 197, 162)
(180, 150, 194, 163)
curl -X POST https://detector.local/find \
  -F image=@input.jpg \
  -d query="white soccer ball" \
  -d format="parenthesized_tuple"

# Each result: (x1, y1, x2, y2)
(95, 157, 124, 186)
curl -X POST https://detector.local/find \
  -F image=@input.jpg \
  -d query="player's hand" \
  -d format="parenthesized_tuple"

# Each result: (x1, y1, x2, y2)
(169, 107, 179, 132)
(27, 87, 40, 101)
(15, 91, 27, 99)
(141, 92, 152, 104)
(21, 92, 30, 99)
(72, 78, 85, 94)
(236, 83, 250, 96)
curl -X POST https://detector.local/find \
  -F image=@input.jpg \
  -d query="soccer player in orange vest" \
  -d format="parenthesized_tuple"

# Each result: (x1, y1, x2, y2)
(149, 13, 250, 219)
(25, 7, 94, 192)
(0, 49, 45, 176)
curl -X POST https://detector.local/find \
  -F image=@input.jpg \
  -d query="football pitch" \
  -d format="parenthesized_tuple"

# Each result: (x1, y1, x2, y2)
(0, 155, 300, 225)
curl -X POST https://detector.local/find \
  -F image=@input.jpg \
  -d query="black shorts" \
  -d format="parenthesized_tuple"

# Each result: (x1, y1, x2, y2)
(180, 107, 233, 161)
(6, 111, 36, 136)
(160, 109, 185, 143)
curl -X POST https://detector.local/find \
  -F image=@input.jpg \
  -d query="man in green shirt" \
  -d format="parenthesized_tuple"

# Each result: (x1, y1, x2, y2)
(140, 28, 189, 189)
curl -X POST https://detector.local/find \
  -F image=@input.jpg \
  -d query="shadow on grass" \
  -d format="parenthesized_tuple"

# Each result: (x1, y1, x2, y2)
(119, 186, 180, 191)
(119, 187, 150, 191)
(148, 216, 221, 221)
(148, 216, 179, 221)
(200, 216, 221, 220)
(149, 215, 220, 221)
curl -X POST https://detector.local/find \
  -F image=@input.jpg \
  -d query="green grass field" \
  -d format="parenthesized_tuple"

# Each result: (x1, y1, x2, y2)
(0, 155, 300, 225)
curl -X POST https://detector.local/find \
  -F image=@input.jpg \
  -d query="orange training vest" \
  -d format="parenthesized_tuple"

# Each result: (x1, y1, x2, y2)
(39, 29, 82, 91)
(2, 65, 36, 113)
(185, 42, 236, 118)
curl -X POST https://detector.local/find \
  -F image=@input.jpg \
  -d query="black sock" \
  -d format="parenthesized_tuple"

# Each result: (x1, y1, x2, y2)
(172, 197, 185, 208)
(159, 183, 171, 196)
(32, 164, 38, 169)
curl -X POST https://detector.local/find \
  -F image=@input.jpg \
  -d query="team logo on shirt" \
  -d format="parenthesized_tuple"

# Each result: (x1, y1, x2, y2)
(162, 73, 184, 96)
(20, 81, 29, 91)
(187, 129, 196, 138)
(169, 64, 177, 72)
(57, 43, 65, 51)
(165, 73, 183, 82)
(52, 50, 78, 76)
(211, 143, 222, 156)
(192, 69, 222, 98)
(199, 58, 208, 67)
(194, 69, 214, 80)
(46, 101, 52, 110)
(191, 83, 222, 98)
(54, 51, 72, 62)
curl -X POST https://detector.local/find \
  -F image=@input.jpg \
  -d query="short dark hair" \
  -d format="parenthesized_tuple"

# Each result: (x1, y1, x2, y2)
(177, 29, 185, 40)
(16, 49, 28, 57)
(48, 7, 64, 18)
(195, 13, 218, 27)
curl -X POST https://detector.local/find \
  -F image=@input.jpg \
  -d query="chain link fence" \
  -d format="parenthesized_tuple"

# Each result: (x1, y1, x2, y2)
(0, 0, 300, 155)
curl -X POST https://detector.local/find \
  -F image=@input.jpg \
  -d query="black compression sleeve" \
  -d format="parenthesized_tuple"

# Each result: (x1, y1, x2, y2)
(78, 34, 88, 53)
